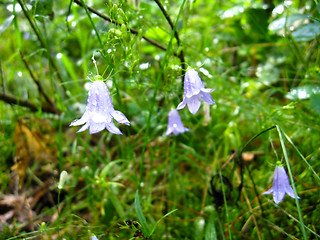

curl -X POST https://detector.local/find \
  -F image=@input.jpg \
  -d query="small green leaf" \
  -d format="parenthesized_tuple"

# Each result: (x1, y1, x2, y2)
(135, 190, 151, 236)
(0, 15, 14, 37)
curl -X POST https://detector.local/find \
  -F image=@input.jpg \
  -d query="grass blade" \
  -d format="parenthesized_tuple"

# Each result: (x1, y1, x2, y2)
(205, 212, 218, 240)
(135, 190, 151, 236)
(276, 125, 307, 240)
(149, 209, 178, 237)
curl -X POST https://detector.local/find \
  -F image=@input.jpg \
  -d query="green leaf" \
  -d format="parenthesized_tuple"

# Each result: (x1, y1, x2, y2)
(0, 15, 14, 37)
(100, 160, 124, 179)
(269, 14, 309, 32)
(149, 209, 178, 237)
(292, 23, 320, 42)
(286, 85, 320, 100)
(31, 0, 53, 16)
(61, 53, 78, 81)
(135, 190, 151, 236)
(205, 212, 218, 240)
(310, 94, 320, 114)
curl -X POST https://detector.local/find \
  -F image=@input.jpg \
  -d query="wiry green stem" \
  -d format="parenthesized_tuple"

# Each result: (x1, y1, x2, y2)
(276, 125, 307, 240)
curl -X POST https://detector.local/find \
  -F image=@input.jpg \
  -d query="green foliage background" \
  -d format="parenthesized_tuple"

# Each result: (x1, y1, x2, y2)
(0, 0, 319, 239)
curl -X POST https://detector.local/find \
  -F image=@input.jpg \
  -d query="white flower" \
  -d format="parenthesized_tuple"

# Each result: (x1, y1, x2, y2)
(70, 79, 129, 134)
(165, 109, 189, 136)
(177, 69, 215, 114)
(263, 165, 300, 204)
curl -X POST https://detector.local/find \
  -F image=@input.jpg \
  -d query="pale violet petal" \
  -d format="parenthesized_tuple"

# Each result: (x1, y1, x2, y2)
(106, 122, 123, 135)
(92, 112, 108, 123)
(201, 88, 214, 93)
(172, 128, 180, 136)
(177, 100, 187, 110)
(165, 127, 173, 136)
(273, 190, 286, 204)
(77, 122, 89, 133)
(111, 110, 130, 125)
(285, 186, 300, 199)
(89, 122, 105, 134)
(187, 96, 201, 114)
(186, 88, 200, 98)
(262, 188, 273, 195)
(70, 111, 89, 126)
(200, 92, 215, 105)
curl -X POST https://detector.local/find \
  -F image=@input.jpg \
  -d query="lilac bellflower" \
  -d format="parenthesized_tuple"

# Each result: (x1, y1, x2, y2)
(177, 69, 215, 114)
(165, 109, 189, 136)
(263, 165, 300, 204)
(70, 78, 129, 135)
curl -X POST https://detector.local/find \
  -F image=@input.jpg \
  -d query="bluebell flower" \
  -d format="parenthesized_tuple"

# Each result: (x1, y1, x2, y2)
(177, 69, 215, 114)
(263, 165, 300, 204)
(90, 236, 98, 240)
(70, 78, 129, 135)
(165, 109, 189, 136)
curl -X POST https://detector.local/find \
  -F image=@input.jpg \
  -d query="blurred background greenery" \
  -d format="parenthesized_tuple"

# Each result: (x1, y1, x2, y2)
(0, 0, 319, 239)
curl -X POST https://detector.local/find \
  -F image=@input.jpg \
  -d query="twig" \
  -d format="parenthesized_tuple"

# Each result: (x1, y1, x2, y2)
(153, 0, 186, 82)
(72, 0, 179, 56)
(0, 92, 60, 114)
(17, 0, 66, 92)
(0, 61, 4, 91)
(19, 51, 58, 112)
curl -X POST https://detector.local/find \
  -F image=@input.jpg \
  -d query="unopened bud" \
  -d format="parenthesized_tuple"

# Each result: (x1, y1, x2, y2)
(58, 170, 68, 190)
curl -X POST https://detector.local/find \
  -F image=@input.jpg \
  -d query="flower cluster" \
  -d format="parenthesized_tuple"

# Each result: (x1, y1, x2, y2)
(69, 65, 301, 205)
(70, 78, 129, 135)
(165, 69, 215, 136)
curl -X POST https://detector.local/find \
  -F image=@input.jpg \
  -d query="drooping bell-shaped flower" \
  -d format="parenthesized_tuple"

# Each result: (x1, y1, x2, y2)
(70, 77, 129, 135)
(177, 69, 215, 114)
(165, 109, 189, 136)
(263, 165, 300, 204)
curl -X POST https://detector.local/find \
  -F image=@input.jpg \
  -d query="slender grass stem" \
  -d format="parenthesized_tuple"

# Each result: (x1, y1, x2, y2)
(139, 0, 187, 189)
(282, 131, 320, 183)
(276, 125, 307, 240)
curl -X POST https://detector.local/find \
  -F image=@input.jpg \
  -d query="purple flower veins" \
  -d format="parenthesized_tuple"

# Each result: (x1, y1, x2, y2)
(177, 69, 215, 114)
(70, 79, 129, 135)
(166, 109, 189, 136)
(263, 165, 300, 204)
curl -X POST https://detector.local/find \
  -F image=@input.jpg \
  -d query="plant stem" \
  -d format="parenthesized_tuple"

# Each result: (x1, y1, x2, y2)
(139, 0, 187, 190)
(276, 125, 307, 240)
(72, 0, 180, 57)
(153, 0, 186, 84)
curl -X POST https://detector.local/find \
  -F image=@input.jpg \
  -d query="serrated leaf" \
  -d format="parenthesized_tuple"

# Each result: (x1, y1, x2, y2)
(0, 15, 14, 37)
(135, 190, 151, 236)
